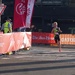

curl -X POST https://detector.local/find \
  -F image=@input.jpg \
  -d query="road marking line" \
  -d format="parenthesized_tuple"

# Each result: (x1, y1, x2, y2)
(15, 56, 33, 58)
(2, 58, 10, 59)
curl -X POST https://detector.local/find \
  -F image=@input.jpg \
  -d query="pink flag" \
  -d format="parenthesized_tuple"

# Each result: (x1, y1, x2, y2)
(13, 0, 35, 30)
(25, 0, 35, 28)
(13, 0, 28, 30)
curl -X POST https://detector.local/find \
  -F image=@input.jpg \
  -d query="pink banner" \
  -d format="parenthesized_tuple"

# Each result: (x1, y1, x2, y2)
(13, 0, 28, 29)
(32, 32, 55, 44)
(25, 0, 35, 28)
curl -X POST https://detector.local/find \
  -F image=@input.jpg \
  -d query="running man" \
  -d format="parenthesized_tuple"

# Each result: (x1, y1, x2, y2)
(51, 22, 62, 52)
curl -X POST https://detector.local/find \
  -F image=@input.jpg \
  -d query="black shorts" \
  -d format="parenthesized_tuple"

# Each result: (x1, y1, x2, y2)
(54, 35, 60, 43)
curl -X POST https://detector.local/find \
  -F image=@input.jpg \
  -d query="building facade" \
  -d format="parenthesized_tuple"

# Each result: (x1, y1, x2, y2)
(2, 0, 75, 33)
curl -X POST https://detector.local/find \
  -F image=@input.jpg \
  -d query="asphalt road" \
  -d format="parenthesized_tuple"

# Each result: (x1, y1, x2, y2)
(0, 45, 75, 75)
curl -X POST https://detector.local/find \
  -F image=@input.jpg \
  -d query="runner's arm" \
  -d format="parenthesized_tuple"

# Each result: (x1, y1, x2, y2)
(51, 28, 54, 33)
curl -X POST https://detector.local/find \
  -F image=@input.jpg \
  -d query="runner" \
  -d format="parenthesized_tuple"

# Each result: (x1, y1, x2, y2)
(51, 22, 62, 52)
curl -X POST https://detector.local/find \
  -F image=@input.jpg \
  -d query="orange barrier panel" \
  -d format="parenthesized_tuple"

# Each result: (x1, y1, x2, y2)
(32, 32, 55, 44)
(60, 34, 75, 45)
(0, 32, 32, 54)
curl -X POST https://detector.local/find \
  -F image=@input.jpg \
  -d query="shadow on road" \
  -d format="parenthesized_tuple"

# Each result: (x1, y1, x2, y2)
(0, 65, 75, 74)
(0, 59, 75, 67)
(0, 59, 75, 74)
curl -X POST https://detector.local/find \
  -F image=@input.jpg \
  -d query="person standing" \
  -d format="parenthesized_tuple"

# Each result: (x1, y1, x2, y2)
(3, 18, 12, 33)
(51, 22, 62, 52)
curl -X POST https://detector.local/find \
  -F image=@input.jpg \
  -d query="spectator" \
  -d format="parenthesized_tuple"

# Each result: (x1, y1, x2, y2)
(1, 18, 12, 33)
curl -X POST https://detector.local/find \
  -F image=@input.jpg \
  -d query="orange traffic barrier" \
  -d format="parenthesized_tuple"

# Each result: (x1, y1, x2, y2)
(60, 34, 75, 45)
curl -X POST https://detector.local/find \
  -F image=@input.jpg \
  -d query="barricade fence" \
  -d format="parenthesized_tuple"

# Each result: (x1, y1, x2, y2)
(0, 32, 75, 54)
(0, 32, 31, 54)
(32, 32, 55, 44)
(32, 32, 75, 45)
(60, 34, 75, 45)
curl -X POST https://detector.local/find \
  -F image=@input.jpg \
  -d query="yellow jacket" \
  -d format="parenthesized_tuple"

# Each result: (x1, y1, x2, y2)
(4, 21, 12, 33)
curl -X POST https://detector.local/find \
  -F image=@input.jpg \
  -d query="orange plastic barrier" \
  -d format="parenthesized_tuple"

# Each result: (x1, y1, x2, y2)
(60, 34, 75, 45)
(0, 32, 31, 54)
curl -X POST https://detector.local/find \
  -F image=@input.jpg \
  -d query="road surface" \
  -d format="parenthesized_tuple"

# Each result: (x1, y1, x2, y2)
(0, 45, 75, 75)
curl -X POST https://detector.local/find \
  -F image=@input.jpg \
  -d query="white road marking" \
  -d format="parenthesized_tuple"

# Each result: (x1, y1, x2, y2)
(2, 58, 10, 59)
(15, 55, 33, 58)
